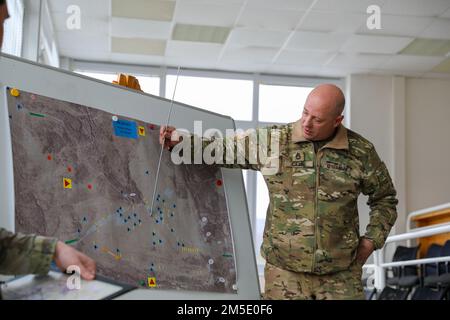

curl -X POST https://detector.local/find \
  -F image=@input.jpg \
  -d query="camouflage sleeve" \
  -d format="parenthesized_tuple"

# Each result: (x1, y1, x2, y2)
(181, 126, 280, 173)
(0, 227, 57, 275)
(361, 147, 398, 250)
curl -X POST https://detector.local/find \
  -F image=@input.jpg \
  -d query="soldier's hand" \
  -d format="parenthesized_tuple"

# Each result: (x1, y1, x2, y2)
(159, 125, 182, 150)
(356, 238, 375, 265)
(53, 241, 96, 280)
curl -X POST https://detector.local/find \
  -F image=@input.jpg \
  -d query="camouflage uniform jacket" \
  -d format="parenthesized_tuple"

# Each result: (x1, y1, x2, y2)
(192, 120, 398, 274)
(0, 227, 57, 275)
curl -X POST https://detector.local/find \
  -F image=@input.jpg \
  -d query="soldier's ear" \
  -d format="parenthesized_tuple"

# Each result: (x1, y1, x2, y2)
(334, 115, 344, 127)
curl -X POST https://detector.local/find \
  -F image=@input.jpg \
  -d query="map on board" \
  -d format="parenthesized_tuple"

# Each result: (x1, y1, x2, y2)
(1, 270, 131, 300)
(6, 88, 237, 293)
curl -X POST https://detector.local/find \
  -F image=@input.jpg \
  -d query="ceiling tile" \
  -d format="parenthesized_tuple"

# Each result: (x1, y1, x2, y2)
(266, 64, 322, 77)
(109, 53, 165, 66)
(299, 10, 366, 33)
(313, 0, 386, 13)
(51, 13, 109, 36)
(176, 0, 245, 5)
(112, 0, 175, 21)
(327, 53, 392, 69)
(111, 17, 172, 39)
(275, 50, 335, 65)
(400, 38, 450, 56)
(164, 56, 218, 70)
(227, 28, 290, 47)
(287, 31, 349, 51)
(221, 46, 279, 63)
(356, 14, 433, 38)
(111, 37, 167, 56)
(381, 0, 450, 17)
(379, 55, 445, 72)
(48, 0, 109, 18)
(340, 34, 414, 54)
(431, 57, 450, 73)
(172, 24, 231, 44)
(174, 2, 242, 27)
(56, 32, 109, 51)
(420, 18, 450, 40)
(217, 61, 272, 73)
(247, 0, 314, 11)
(317, 67, 373, 77)
(166, 41, 223, 61)
(56, 32, 110, 59)
(237, 8, 305, 31)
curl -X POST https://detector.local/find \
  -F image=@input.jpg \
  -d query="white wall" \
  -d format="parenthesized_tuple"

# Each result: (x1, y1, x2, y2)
(346, 74, 450, 243)
(405, 78, 450, 213)
(346, 74, 407, 261)
(346, 75, 401, 235)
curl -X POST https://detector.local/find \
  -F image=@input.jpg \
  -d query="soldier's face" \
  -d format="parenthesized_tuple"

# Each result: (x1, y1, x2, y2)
(300, 94, 343, 141)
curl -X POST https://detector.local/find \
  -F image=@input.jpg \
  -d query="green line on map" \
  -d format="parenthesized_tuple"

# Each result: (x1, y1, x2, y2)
(65, 238, 79, 244)
(29, 112, 45, 118)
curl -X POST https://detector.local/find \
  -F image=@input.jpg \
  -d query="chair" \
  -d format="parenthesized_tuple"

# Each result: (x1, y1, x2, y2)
(421, 243, 443, 287)
(411, 286, 446, 300)
(378, 245, 421, 300)
(424, 240, 450, 289)
(377, 286, 410, 300)
(385, 245, 420, 288)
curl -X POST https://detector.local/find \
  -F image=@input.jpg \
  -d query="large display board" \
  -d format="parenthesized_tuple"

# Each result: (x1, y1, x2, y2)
(0, 53, 260, 299)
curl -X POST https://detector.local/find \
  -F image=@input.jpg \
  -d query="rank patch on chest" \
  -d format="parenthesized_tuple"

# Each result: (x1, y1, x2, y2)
(290, 151, 308, 167)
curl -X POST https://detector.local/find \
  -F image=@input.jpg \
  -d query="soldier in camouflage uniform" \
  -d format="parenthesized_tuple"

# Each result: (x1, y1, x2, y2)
(160, 84, 397, 299)
(0, 0, 96, 281)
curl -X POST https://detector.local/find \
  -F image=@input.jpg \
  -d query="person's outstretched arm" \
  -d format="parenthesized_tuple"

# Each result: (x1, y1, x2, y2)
(0, 228, 96, 280)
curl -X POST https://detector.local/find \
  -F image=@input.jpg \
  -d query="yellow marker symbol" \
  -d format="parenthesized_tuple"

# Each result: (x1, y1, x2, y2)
(148, 277, 156, 287)
(138, 126, 145, 136)
(63, 178, 72, 189)
(101, 246, 122, 260)
(10, 88, 20, 97)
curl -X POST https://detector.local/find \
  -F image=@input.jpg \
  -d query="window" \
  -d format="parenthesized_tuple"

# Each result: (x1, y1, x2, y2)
(166, 75, 253, 121)
(76, 71, 160, 96)
(2, 0, 24, 56)
(76, 71, 117, 83)
(259, 84, 313, 123)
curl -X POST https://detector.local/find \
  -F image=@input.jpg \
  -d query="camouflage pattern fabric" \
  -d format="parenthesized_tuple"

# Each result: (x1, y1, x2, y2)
(263, 260, 365, 300)
(0, 227, 57, 275)
(190, 120, 398, 275)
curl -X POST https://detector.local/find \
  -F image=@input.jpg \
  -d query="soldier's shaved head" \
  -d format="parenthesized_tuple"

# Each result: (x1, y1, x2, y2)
(300, 83, 345, 141)
(308, 84, 345, 117)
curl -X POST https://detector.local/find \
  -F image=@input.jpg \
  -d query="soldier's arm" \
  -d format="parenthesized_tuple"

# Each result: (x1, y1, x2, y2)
(361, 147, 398, 250)
(191, 129, 262, 170)
(161, 125, 281, 172)
(0, 227, 57, 275)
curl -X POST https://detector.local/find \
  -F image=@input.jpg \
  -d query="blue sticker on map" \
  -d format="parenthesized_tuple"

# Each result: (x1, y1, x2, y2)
(113, 119, 138, 139)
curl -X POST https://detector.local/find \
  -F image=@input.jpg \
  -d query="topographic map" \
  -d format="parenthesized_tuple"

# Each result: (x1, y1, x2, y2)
(6, 88, 237, 293)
